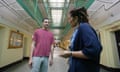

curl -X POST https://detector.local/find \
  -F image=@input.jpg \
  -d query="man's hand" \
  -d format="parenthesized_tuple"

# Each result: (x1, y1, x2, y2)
(49, 59, 53, 66)
(28, 59, 32, 68)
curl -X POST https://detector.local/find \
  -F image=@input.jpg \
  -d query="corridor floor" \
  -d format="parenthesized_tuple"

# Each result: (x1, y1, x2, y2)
(1, 47, 109, 72)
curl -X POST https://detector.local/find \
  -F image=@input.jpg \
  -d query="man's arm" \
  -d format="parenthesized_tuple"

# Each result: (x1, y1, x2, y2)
(30, 41, 35, 59)
(28, 40, 35, 68)
(49, 44, 54, 66)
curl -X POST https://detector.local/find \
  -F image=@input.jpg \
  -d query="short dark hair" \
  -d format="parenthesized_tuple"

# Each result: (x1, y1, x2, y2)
(42, 18, 49, 22)
(69, 7, 88, 23)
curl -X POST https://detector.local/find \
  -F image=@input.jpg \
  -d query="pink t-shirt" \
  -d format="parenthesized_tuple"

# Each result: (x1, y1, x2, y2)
(32, 29, 54, 57)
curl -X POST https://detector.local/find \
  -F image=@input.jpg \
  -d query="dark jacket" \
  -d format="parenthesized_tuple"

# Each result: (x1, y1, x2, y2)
(69, 23, 102, 72)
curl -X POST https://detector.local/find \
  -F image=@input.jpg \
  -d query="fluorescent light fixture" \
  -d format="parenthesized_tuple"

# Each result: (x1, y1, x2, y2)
(52, 29, 61, 35)
(51, 10, 62, 25)
(67, 0, 70, 2)
(49, 0, 65, 7)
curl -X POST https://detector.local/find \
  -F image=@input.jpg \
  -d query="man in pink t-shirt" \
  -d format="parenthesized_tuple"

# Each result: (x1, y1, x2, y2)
(28, 18, 54, 72)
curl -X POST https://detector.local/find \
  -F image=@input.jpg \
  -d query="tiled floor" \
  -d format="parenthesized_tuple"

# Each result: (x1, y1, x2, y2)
(1, 47, 110, 72)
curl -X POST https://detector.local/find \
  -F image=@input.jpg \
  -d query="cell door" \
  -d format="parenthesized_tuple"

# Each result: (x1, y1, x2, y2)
(115, 30, 120, 60)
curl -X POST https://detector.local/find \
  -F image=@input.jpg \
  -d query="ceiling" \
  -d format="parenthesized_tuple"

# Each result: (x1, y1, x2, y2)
(0, 0, 119, 40)
(16, 0, 94, 40)
(0, 0, 38, 33)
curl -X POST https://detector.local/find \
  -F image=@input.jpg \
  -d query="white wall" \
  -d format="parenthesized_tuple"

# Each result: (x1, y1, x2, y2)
(88, 1, 120, 68)
(23, 34, 32, 57)
(0, 26, 5, 65)
(0, 18, 32, 68)
(99, 22, 120, 68)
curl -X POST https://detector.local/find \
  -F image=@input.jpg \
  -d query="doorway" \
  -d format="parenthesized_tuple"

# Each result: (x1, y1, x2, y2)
(23, 37, 27, 57)
(115, 30, 120, 60)
(0, 26, 5, 58)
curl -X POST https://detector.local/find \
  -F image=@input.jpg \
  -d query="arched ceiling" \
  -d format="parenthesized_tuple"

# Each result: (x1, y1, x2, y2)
(1, 0, 118, 40)
(16, 0, 94, 40)
(0, 0, 38, 33)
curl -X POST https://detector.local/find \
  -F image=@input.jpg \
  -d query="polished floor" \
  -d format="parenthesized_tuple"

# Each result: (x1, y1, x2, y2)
(1, 47, 110, 72)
